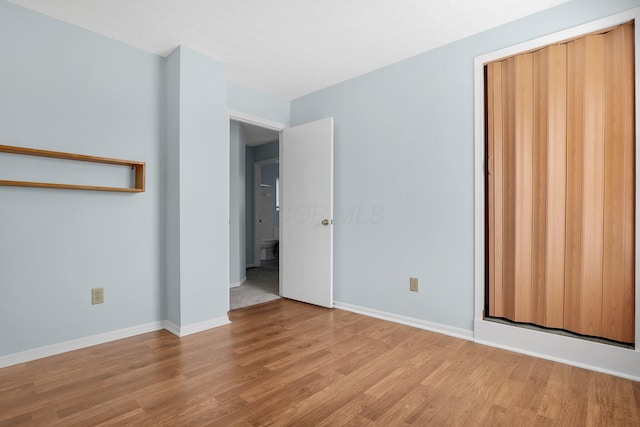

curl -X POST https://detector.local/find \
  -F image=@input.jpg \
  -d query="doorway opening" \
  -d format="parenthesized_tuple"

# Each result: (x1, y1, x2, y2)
(229, 117, 282, 310)
(228, 113, 334, 311)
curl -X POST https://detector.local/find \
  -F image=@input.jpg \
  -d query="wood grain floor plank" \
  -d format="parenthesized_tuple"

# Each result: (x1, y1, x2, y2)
(0, 413, 33, 427)
(372, 382, 435, 425)
(307, 393, 376, 427)
(404, 384, 455, 425)
(0, 299, 637, 426)
(360, 353, 445, 420)
(514, 359, 554, 413)
(241, 372, 340, 426)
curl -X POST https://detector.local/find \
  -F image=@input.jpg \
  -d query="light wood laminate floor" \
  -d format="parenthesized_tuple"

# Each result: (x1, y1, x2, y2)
(1, 299, 638, 426)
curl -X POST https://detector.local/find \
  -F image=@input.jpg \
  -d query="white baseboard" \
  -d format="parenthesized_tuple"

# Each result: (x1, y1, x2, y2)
(246, 263, 259, 268)
(163, 320, 181, 337)
(0, 321, 165, 369)
(334, 302, 640, 380)
(164, 316, 230, 337)
(0, 315, 232, 368)
(229, 277, 246, 288)
(474, 319, 640, 381)
(334, 301, 474, 341)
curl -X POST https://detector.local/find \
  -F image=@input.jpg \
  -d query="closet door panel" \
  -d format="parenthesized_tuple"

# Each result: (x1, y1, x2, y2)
(579, 34, 606, 337)
(514, 53, 534, 322)
(488, 62, 505, 318)
(564, 37, 586, 334)
(621, 23, 636, 343)
(603, 25, 628, 342)
(544, 44, 567, 329)
(502, 57, 517, 320)
(531, 48, 549, 325)
(602, 23, 635, 343)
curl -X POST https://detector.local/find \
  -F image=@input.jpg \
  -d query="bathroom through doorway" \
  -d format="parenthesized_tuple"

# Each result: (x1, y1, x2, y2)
(229, 116, 282, 310)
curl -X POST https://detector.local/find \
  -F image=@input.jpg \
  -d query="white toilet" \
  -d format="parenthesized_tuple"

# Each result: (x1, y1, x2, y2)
(259, 239, 278, 260)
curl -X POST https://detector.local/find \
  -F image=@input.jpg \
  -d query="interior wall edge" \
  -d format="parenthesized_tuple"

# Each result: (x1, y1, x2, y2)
(169, 316, 230, 337)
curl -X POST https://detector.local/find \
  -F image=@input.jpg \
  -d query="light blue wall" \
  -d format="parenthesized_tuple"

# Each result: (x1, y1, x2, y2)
(0, 1, 284, 357)
(227, 82, 290, 126)
(229, 121, 246, 283)
(171, 46, 229, 325)
(245, 140, 279, 265)
(291, 0, 640, 332)
(0, 1, 165, 355)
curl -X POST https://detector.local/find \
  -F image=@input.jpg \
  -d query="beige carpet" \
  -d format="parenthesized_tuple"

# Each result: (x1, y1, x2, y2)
(230, 267, 280, 310)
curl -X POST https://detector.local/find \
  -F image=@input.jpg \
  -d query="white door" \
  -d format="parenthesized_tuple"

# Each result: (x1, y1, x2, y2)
(280, 117, 334, 308)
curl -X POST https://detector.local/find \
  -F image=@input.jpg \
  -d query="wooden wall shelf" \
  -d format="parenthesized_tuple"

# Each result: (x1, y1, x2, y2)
(0, 145, 145, 193)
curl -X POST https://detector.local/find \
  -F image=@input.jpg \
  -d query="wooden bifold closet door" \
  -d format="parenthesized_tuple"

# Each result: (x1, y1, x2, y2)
(486, 22, 635, 344)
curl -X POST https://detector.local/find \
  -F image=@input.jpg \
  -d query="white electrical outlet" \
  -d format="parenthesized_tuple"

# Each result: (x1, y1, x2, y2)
(410, 277, 419, 292)
(92, 288, 104, 304)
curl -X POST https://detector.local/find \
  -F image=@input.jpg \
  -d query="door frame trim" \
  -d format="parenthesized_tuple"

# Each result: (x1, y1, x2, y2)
(228, 110, 287, 132)
(473, 7, 640, 380)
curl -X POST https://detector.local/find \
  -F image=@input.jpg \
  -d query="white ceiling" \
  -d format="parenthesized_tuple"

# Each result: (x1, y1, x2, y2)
(8, 0, 570, 100)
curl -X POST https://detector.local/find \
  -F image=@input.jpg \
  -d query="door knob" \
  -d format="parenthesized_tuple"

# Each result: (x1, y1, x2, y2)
(322, 219, 330, 226)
